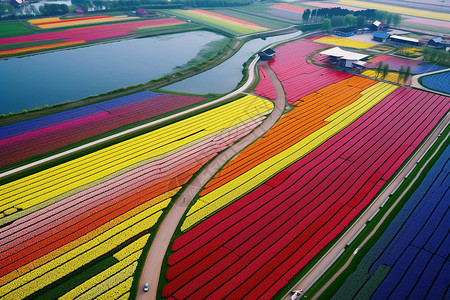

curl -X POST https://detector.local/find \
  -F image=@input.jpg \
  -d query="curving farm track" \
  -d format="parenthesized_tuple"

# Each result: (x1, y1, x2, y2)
(136, 61, 287, 300)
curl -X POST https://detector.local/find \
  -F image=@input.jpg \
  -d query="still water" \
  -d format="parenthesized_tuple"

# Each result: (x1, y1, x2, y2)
(162, 30, 303, 94)
(0, 31, 226, 114)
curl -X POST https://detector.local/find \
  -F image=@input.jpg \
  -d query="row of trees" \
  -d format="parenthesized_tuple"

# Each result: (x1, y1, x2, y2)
(39, 4, 69, 16)
(375, 62, 411, 84)
(422, 47, 450, 67)
(72, 0, 253, 11)
(304, 7, 402, 27)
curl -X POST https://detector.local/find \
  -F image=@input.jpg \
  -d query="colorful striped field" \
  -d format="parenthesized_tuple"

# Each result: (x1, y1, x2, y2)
(421, 71, 450, 94)
(302, 1, 363, 11)
(163, 86, 449, 299)
(255, 40, 352, 103)
(366, 55, 445, 74)
(171, 9, 268, 35)
(313, 35, 376, 49)
(0, 95, 273, 299)
(270, 4, 304, 13)
(0, 18, 185, 56)
(338, 0, 450, 21)
(0, 91, 207, 169)
(28, 15, 139, 29)
(335, 143, 450, 299)
(362, 70, 406, 84)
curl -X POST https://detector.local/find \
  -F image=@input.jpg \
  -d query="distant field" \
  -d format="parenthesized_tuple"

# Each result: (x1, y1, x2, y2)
(210, 8, 292, 30)
(337, 0, 450, 21)
(312, 35, 376, 49)
(0, 22, 35, 38)
(171, 9, 268, 35)
(28, 15, 140, 29)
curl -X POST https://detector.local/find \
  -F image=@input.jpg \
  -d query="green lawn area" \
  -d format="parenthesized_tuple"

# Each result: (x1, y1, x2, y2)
(0, 21, 36, 38)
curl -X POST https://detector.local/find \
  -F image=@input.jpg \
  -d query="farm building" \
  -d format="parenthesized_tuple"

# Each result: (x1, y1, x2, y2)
(335, 27, 358, 37)
(369, 20, 389, 32)
(427, 37, 449, 49)
(390, 35, 420, 46)
(320, 47, 368, 68)
(258, 48, 276, 61)
(373, 32, 390, 42)
(9, 0, 25, 7)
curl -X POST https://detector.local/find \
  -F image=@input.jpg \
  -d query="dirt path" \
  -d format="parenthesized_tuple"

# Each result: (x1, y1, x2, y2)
(136, 61, 287, 300)
(282, 113, 450, 300)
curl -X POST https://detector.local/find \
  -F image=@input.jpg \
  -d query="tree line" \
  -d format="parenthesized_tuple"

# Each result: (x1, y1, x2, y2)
(301, 7, 402, 29)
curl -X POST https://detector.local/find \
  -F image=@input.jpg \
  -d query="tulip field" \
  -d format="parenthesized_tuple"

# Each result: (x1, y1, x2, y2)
(0, 91, 207, 169)
(421, 71, 450, 94)
(366, 55, 445, 74)
(163, 82, 449, 299)
(337, 0, 450, 21)
(0, 18, 186, 56)
(312, 35, 376, 49)
(270, 4, 304, 13)
(171, 9, 268, 35)
(28, 15, 139, 29)
(0, 95, 273, 299)
(334, 143, 449, 299)
(255, 40, 352, 103)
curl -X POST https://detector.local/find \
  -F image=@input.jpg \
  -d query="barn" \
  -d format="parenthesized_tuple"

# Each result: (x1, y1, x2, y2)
(373, 32, 390, 43)
(390, 35, 420, 46)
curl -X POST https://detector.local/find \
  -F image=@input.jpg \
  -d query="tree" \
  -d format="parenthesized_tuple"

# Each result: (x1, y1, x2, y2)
(376, 61, 383, 77)
(344, 14, 356, 26)
(331, 15, 345, 27)
(322, 18, 331, 31)
(404, 66, 411, 84)
(398, 66, 404, 84)
(357, 15, 366, 27)
(392, 13, 402, 26)
(382, 64, 389, 79)
(302, 9, 311, 24)
(386, 12, 393, 25)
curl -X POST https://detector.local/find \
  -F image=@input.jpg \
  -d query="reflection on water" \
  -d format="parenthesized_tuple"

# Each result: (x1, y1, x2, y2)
(162, 30, 303, 95)
(0, 31, 225, 114)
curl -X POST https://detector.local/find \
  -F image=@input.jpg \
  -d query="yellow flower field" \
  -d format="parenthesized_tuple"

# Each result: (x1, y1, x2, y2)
(314, 36, 375, 49)
(338, 0, 450, 21)
(0, 40, 85, 56)
(181, 82, 398, 231)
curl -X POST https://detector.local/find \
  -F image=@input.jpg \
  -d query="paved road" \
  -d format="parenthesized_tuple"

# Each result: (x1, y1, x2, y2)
(282, 112, 450, 300)
(136, 61, 287, 300)
(410, 68, 450, 95)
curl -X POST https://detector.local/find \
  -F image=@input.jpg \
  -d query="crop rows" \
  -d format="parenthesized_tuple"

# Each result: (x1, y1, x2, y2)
(312, 35, 375, 49)
(366, 55, 445, 74)
(171, 9, 267, 34)
(337, 0, 450, 21)
(0, 95, 272, 298)
(28, 15, 139, 29)
(184, 79, 389, 231)
(0, 95, 271, 217)
(270, 4, 304, 13)
(163, 87, 449, 299)
(0, 18, 185, 54)
(254, 40, 352, 103)
(0, 92, 206, 168)
(362, 70, 405, 84)
(421, 71, 450, 94)
(199, 76, 376, 198)
(335, 143, 450, 299)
